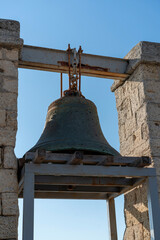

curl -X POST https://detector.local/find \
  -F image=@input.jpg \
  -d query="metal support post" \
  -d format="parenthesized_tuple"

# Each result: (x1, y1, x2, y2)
(107, 198, 118, 240)
(147, 177, 160, 240)
(22, 168, 35, 240)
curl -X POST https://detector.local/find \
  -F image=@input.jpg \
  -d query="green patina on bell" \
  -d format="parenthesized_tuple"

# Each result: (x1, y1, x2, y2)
(29, 91, 119, 156)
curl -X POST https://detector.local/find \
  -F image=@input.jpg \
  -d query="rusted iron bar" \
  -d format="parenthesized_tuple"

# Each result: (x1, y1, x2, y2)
(67, 44, 71, 89)
(60, 72, 63, 97)
(78, 46, 82, 92)
(19, 45, 129, 80)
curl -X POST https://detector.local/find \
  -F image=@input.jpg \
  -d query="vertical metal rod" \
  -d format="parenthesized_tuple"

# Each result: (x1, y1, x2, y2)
(147, 177, 160, 240)
(22, 168, 34, 240)
(68, 44, 71, 90)
(107, 198, 118, 240)
(79, 46, 82, 92)
(60, 73, 63, 97)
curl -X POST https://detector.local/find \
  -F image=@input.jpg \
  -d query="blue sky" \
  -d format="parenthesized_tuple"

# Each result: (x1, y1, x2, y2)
(1, 0, 160, 239)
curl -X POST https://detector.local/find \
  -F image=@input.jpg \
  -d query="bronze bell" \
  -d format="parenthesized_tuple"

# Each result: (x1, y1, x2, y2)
(29, 45, 119, 156)
(29, 91, 119, 156)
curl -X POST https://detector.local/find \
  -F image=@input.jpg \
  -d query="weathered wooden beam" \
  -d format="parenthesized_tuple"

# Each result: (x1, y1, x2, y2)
(108, 178, 145, 200)
(103, 156, 151, 167)
(67, 151, 83, 165)
(19, 45, 129, 80)
(34, 185, 122, 193)
(21, 152, 151, 167)
(33, 149, 46, 164)
(34, 192, 107, 200)
(25, 163, 156, 178)
(19, 191, 107, 199)
(35, 175, 137, 187)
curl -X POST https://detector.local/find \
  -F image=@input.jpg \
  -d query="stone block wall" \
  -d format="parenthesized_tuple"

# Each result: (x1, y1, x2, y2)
(0, 19, 23, 240)
(112, 42, 160, 240)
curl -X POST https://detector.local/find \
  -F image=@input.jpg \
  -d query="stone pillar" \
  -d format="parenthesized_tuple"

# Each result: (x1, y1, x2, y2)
(0, 19, 23, 239)
(111, 41, 160, 240)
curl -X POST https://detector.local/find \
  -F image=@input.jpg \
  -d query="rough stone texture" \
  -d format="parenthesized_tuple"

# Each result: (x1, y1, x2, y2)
(0, 127, 17, 146)
(0, 216, 18, 239)
(2, 48, 19, 61)
(0, 60, 18, 78)
(111, 41, 160, 92)
(0, 19, 23, 49)
(0, 93, 17, 111)
(0, 19, 22, 240)
(3, 77, 18, 93)
(0, 19, 20, 34)
(113, 42, 160, 239)
(0, 148, 2, 166)
(0, 109, 6, 127)
(4, 146, 17, 169)
(0, 169, 18, 192)
(2, 193, 19, 215)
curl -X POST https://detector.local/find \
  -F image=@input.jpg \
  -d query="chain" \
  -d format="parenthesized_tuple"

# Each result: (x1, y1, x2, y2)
(67, 45, 83, 92)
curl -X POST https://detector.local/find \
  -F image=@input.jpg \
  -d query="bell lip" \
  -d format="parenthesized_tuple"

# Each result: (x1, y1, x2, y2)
(29, 141, 120, 156)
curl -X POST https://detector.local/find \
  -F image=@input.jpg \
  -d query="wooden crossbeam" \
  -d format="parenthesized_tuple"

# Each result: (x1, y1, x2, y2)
(34, 185, 122, 193)
(33, 192, 108, 200)
(35, 175, 137, 187)
(33, 149, 46, 163)
(21, 151, 151, 167)
(67, 151, 83, 165)
(25, 163, 155, 178)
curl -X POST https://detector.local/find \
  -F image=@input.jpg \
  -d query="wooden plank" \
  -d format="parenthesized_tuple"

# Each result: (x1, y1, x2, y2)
(107, 198, 118, 240)
(33, 149, 46, 163)
(102, 156, 151, 167)
(21, 152, 151, 167)
(35, 175, 137, 187)
(108, 178, 146, 200)
(26, 163, 156, 178)
(34, 192, 108, 200)
(68, 151, 83, 165)
(25, 152, 35, 162)
(34, 185, 122, 193)
(19, 45, 129, 80)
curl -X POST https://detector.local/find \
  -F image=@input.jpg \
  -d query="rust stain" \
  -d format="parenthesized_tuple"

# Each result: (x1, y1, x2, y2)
(81, 64, 109, 72)
(57, 61, 109, 72)
(57, 61, 68, 67)
(92, 178, 97, 186)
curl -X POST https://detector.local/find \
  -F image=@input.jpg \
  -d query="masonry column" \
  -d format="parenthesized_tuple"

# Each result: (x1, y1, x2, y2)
(0, 19, 23, 239)
(111, 41, 160, 240)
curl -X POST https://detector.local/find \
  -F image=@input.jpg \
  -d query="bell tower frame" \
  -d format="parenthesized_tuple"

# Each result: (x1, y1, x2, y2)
(19, 152, 160, 240)
(0, 19, 160, 240)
